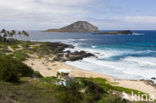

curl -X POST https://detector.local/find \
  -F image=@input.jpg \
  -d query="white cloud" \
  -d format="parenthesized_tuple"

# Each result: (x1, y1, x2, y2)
(0, 0, 92, 30)
(40, 0, 94, 6)
(0, 0, 156, 30)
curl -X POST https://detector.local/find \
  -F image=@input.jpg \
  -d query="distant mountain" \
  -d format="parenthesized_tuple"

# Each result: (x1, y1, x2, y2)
(44, 21, 99, 32)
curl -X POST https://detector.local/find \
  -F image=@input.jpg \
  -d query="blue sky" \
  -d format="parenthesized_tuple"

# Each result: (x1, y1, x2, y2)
(108, 0, 156, 16)
(0, 0, 156, 30)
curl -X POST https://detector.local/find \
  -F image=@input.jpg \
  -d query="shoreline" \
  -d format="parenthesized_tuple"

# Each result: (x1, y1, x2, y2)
(23, 53, 156, 98)
(23, 57, 113, 81)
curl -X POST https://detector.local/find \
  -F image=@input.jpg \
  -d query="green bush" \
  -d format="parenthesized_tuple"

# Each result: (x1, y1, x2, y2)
(81, 79, 107, 102)
(0, 64, 19, 82)
(54, 78, 83, 103)
(34, 71, 43, 78)
(56, 86, 82, 103)
(0, 55, 34, 82)
(11, 45, 19, 49)
(12, 51, 28, 61)
(21, 42, 31, 48)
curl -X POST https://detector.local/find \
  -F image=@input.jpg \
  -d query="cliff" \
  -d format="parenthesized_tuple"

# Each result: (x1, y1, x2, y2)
(44, 21, 99, 32)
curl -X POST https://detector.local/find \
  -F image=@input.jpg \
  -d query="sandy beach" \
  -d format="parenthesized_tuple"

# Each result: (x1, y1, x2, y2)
(24, 56, 156, 98)
(24, 58, 113, 81)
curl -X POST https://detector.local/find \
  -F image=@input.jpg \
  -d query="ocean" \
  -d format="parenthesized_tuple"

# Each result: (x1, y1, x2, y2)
(28, 30, 156, 80)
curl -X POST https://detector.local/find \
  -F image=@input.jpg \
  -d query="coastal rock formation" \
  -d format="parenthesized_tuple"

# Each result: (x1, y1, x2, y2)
(53, 51, 95, 62)
(42, 42, 95, 62)
(96, 30, 133, 35)
(65, 51, 94, 61)
(44, 21, 99, 32)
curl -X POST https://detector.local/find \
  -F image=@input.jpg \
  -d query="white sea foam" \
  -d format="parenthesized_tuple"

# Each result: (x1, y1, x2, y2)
(66, 47, 156, 80)
(37, 38, 87, 44)
(66, 56, 156, 80)
(132, 32, 144, 35)
(123, 57, 156, 67)
(91, 45, 96, 48)
(65, 46, 155, 59)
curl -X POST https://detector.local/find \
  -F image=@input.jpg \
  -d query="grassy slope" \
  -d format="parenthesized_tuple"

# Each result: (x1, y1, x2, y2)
(0, 77, 149, 103)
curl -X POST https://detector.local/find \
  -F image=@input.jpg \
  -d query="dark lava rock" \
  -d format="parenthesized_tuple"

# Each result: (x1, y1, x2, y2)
(53, 51, 95, 62)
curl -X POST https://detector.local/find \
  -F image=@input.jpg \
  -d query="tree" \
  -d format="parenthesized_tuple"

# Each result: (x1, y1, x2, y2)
(1, 29, 6, 33)
(6, 31, 10, 39)
(0, 29, 6, 42)
(11, 30, 16, 39)
(18, 31, 22, 40)
(0, 29, 30, 42)
(22, 30, 29, 41)
(3, 30, 8, 42)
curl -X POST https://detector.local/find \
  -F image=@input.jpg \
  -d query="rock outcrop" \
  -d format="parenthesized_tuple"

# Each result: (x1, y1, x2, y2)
(44, 21, 99, 32)
(53, 51, 95, 62)
(42, 42, 95, 62)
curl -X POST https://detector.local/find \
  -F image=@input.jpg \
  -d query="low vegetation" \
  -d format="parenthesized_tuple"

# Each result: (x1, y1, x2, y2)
(0, 54, 41, 82)
(0, 39, 70, 62)
(0, 75, 150, 103)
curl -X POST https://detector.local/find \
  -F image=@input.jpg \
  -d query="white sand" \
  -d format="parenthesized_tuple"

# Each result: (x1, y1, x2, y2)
(116, 80, 156, 98)
(24, 58, 113, 81)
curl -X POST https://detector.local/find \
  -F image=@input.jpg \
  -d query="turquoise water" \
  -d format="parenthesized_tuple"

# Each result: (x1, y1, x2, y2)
(29, 30, 156, 80)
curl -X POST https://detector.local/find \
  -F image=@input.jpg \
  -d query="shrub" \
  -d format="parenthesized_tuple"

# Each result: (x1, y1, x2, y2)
(55, 78, 82, 103)
(56, 86, 82, 103)
(34, 71, 43, 78)
(0, 64, 19, 82)
(0, 55, 34, 82)
(12, 51, 28, 61)
(82, 79, 107, 102)
(21, 42, 31, 48)
(11, 45, 19, 49)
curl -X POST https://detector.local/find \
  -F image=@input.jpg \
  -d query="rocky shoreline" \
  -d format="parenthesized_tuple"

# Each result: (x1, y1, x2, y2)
(46, 42, 95, 62)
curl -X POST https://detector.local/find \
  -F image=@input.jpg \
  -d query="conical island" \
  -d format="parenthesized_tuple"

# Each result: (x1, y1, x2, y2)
(44, 21, 99, 32)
